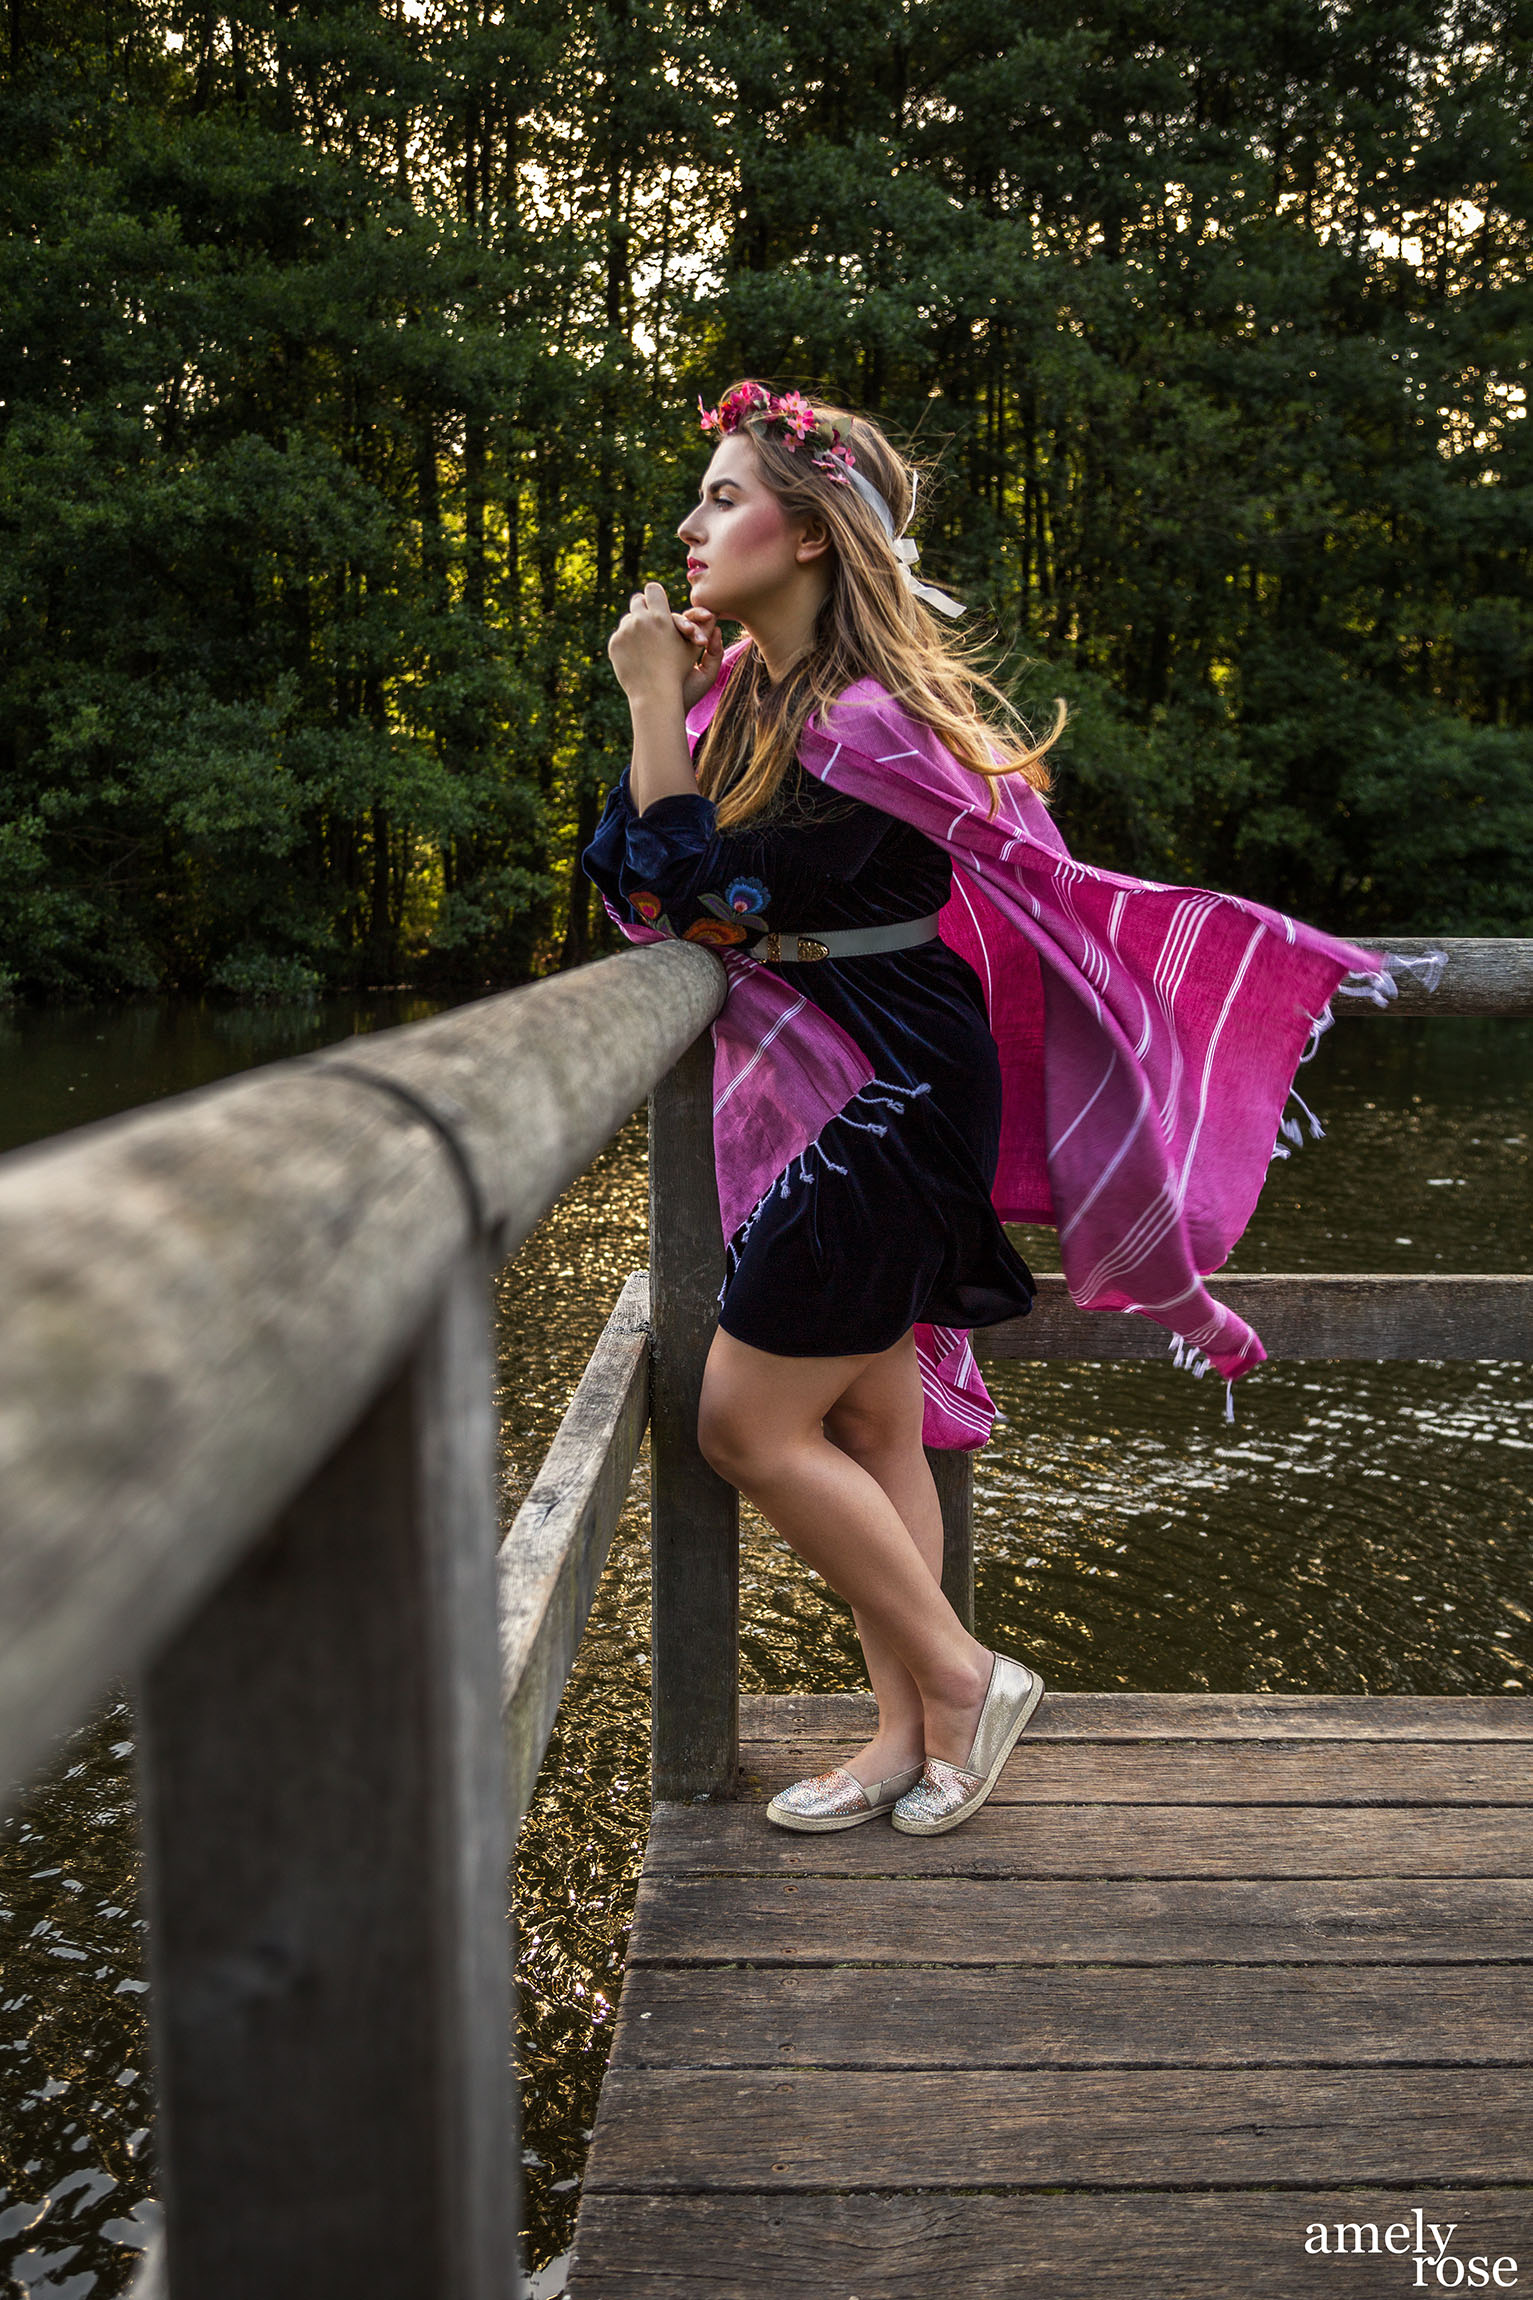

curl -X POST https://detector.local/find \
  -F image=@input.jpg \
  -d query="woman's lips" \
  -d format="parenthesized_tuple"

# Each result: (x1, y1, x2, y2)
(687, 558, 707, 573)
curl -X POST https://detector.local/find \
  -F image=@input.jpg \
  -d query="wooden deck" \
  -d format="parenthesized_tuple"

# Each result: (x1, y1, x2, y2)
(566, 1691, 1533, 2297)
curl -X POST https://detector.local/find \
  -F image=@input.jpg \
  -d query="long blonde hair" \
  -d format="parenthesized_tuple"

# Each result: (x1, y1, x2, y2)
(694, 382, 1064, 831)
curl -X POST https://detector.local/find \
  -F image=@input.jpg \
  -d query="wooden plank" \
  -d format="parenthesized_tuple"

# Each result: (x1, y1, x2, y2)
(625, 1873, 1533, 1964)
(582, 2065, 1533, 2189)
(925, 1445, 974, 1630)
(611, 1963, 1533, 2069)
(649, 1034, 739, 1803)
(646, 1799, 1533, 1877)
(741, 1738, 1533, 1805)
(136, 1249, 519, 2298)
(980, 1271, 1533, 1361)
(739, 1691, 1533, 1741)
(1346, 935, 1533, 1018)
(499, 1271, 649, 1834)
(568, 2190, 1533, 2298)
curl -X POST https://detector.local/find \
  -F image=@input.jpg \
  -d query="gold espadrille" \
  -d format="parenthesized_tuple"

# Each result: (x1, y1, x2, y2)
(765, 1761, 925, 1832)
(891, 1652, 1044, 1835)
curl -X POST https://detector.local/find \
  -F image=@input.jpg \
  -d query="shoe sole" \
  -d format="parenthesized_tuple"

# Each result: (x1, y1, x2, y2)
(890, 1668, 1045, 1836)
(764, 1801, 893, 1832)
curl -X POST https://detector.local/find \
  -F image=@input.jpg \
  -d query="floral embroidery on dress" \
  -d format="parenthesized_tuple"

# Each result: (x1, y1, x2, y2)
(700, 875, 772, 932)
(684, 916, 748, 947)
(628, 888, 677, 934)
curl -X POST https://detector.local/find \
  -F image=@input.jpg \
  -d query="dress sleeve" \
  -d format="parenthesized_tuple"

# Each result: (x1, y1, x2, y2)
(581, 766, 894, 946)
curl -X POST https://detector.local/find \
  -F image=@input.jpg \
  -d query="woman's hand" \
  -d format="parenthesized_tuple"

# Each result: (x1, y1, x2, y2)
(679, 607, 725, 711)
(608, 582, 704, 705)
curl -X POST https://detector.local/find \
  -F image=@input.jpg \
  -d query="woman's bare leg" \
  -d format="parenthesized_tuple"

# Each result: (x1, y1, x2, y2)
(699, 1327, 994, 1778)
(823, 1338, 948, 1778)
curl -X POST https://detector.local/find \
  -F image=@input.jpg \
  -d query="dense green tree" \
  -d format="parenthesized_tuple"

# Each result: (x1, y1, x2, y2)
(1, 0, 1528, 999)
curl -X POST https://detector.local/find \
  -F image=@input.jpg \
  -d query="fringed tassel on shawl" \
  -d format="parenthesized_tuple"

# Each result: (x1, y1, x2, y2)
(1335, 949, 1447, 1008)
(717, 1075, 931, 1303)
(1270, 1077, 1328, 1164)
(1165, 1339, 1237, 1423)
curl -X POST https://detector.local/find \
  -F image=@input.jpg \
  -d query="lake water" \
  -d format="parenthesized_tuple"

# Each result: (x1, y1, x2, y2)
(0, 996, 1528, 2295)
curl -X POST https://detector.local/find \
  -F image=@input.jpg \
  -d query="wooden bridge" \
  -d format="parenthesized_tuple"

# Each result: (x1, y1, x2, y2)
(0, 935, 1528, 2298)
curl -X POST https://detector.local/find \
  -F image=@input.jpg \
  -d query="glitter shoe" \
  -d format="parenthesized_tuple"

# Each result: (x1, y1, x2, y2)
(890, 1652, 1044, 1836)
(765, 1761, 925, 1832)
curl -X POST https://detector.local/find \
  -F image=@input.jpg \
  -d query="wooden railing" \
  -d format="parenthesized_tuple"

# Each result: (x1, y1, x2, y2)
(0, 942, 726, 2300)
(0, 933, 1527, 2296)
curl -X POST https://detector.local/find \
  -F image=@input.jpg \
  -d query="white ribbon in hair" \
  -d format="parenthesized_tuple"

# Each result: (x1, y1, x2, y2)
(842, 465, 966, 619)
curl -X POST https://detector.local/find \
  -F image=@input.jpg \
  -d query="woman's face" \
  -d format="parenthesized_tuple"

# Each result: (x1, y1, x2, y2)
(675, 433, 824, 622)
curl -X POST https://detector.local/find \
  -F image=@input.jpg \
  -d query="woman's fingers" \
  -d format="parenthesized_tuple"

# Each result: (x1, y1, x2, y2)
(609, 581, 698, 697)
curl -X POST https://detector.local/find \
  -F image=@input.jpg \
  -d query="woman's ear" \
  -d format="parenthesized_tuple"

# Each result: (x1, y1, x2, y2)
(794, 516, 832, 565)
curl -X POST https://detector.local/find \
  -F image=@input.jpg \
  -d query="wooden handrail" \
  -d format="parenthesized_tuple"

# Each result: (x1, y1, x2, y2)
(0, 941, 723, 2300)
(0, 940, 724, 1809)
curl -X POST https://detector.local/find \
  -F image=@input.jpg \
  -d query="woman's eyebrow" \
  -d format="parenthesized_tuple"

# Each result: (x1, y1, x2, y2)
(701, 478, 740, 500)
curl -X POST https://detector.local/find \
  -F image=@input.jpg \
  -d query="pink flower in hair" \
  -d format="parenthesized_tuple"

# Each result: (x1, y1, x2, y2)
(774, 390, 817, 445)
(812, 432, 857, 484)
(719, 381, 770, 430)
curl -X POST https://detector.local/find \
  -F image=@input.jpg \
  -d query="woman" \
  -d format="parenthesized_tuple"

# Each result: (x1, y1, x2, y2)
(583, 379, 1392, 1837)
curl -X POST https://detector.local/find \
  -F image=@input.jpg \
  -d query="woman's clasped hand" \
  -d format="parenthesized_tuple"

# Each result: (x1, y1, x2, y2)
(606, 579, 723, 711)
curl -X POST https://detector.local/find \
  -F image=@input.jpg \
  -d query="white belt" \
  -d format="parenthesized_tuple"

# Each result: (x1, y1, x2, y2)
(747, 912, 943, 964)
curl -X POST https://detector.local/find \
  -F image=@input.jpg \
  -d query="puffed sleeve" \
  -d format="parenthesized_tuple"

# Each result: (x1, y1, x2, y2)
(581, 766, 895, 945)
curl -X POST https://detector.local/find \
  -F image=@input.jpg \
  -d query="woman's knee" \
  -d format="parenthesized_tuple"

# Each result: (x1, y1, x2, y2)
(697, 1386, 766, 1484)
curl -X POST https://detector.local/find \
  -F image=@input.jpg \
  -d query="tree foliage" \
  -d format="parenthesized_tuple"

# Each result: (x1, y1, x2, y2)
(2, 0, 1528, 998)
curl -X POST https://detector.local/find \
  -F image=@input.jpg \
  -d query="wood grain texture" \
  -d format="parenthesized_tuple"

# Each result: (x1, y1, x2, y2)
(625, 1872, 1533, 1965)
(583, 2065, 1533, 2189)
(568, 2191, 1533, 2298)
(926, 1445, 974, 1629)
(0, 1066, 463, 1807)
(739, 1691, 1533, 1741)
(980, 1271, 1533, 1360)
(741, 1737, 1533, 1805)
(1344, 936, 1533, 1017)
(137, 1251, 519, 2300)
(645, 1799, 1533, 1878)
(314, 941, 726, 1250)
(611, 1963, 1533, 2069)
(649, 1034, 739, 1803)
(500, 1271, 649, 1834)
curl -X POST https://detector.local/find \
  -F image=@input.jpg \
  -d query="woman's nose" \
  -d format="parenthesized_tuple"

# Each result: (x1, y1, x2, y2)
(677, 509, 703, 544)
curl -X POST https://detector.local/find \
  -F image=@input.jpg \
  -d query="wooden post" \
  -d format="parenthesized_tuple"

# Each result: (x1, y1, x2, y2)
(136, 1246, 521, 2300)
(927, 1445, 976, 1632)
(648, 1033, 739, 1803)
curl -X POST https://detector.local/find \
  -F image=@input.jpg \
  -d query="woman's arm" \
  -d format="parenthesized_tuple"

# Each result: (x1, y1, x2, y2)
(607, 581, 724, 816)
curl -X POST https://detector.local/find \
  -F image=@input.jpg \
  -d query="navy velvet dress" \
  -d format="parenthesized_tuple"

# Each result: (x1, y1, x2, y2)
(582, 762, 1035, 1358)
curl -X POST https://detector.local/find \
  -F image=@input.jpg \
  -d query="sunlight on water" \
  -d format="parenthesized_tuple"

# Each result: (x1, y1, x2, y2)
(0, 1007, 1527, 2289)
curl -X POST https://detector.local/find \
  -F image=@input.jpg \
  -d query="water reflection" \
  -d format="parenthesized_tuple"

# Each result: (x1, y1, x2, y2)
(0, 1007, 1527, 2291)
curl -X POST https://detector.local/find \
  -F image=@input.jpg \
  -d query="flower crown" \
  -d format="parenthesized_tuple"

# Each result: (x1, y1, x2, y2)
(697, 381, 856, 483)
(696, 379, 967, 616)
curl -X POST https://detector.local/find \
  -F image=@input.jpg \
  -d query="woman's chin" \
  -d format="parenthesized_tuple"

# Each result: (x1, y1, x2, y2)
(688, 575, 740, 620)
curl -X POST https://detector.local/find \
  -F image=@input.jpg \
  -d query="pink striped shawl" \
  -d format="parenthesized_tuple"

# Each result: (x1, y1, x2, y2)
(617, 647, 1397, 1448)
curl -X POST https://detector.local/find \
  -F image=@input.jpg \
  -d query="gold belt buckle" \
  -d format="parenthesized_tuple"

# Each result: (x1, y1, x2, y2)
(763, 931, 829, 962)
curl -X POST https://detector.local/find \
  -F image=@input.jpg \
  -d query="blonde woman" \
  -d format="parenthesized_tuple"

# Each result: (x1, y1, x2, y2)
(583, 380, 1391, 1834)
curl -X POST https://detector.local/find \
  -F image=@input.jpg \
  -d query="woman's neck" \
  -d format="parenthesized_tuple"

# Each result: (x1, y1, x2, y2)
(743, 583, 828, 682)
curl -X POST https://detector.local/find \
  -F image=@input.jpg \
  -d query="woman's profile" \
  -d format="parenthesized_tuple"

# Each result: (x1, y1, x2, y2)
(583, 379, 1399, 1836)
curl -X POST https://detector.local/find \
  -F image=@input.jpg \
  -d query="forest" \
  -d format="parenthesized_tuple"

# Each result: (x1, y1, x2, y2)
(1, 0, 1528, 1000)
